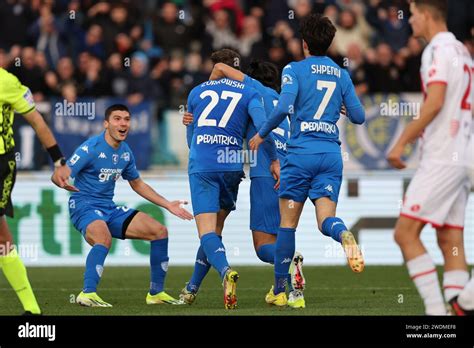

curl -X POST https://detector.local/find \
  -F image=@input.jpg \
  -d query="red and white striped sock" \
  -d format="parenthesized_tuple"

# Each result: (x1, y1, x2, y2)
(407, 253, 446, 315)
(443, 270, 469, 302)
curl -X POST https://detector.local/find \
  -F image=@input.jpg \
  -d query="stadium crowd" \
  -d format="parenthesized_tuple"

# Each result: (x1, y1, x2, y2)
(0, 0, 472, 111)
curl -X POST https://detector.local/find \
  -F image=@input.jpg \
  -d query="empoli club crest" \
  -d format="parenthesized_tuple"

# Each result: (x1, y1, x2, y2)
(343, 94, 416, 169)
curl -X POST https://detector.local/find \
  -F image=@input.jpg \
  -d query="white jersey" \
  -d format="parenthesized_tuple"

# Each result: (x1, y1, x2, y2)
(419, 32, 473, 167)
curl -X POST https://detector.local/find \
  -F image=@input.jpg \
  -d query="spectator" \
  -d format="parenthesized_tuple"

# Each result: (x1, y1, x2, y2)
(287, 0, 313, 35)
(81, 55, 110, 97)
(365, 43, 403, 93)
(60, 0, 85, 57)
(0, 0, 36, 49)
(204, 0, 244, 35)
(106, 52, 128, 97)
(345, 43, 369, 95)
(268, 37, 291, 72)
(10, 47, 47, 101)
(287, 37, 304, 61)
(79, 24, 106, 60)
(154, 2, 190, 54)
(332, 9, 372, 57)
(61, 81, 78, 103)
(87, 2, 136, 56)
(126, 51, 160, 105)
(0, 50, 8, 68)
(56, 56, 76, 85)
(182, 52, 208, 92)
(239, 16, 265, 67)
(205, 9, 240, 51)
(368, 4, 410, 51)
(399, 37, 423, 92)
(34, 50, 49, 71)
(29, 7, 67, 67)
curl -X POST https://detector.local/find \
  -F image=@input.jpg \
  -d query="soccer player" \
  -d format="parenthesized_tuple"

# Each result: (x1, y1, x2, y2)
(0, 67, 72, 315)
(181, 61, 306, 308)
(54, 104, 193, 307)
(184, 49, 276, 309)
(387, 0, 473, 315)
(249, 14, 366, 307)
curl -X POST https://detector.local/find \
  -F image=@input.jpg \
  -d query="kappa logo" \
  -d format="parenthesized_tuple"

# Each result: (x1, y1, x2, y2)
(81, 145, 89, 153)
(112, 154, 119, 164)
(196, 259, 208, 266)
(281, 258, 292, 264)
(98, 152, 107, 159)
(96, 265, 104, 277)
(325, 185, 334, 193)
(214, 247, 226, 253)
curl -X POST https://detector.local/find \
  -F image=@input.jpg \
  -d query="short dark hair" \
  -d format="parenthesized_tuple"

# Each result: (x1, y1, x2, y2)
(211, 49, 241, 71)
(105, 104, 130, 121)
(411, 0, 447, 21)
(299, 14, 336, 56)
(247, 60, 280, 92)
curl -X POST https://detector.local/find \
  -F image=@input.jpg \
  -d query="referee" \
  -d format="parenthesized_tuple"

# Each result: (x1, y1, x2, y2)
(0, 67, 75, 314)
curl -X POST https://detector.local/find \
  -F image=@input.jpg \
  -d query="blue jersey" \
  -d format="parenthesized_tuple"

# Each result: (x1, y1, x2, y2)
(187, 78, 269, 174)
(259, 56, 364, 155)
(67, 131, 140, 204)
(243, 75, 289, 178)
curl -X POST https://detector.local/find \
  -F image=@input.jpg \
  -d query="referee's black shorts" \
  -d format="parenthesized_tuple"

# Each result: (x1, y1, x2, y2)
(0, 151, 16, 217)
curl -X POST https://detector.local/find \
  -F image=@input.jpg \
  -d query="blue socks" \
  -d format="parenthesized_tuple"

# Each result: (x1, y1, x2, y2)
(256, 243, 293, 291)
(83, 244, 109, 293)
(200, 232, 230, 280)
(256, 243, 275, 264)
(321, 217, 347, 243)
(274, 227, 295, 295)
(187, 235, 222, 292)
(149, 238, 169, 295)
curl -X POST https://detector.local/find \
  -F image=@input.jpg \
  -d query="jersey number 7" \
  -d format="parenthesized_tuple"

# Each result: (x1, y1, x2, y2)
(313, 80, 336, 120)
(198, 90, 242, 127)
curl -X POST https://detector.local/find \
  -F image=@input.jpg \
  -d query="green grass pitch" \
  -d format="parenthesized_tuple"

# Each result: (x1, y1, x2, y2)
(0, 265, 426, 315)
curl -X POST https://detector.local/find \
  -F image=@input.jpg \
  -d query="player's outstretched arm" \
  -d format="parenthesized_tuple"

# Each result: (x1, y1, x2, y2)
(249, 92, 296, 151)
(387, 83, 447, 169)
(342, 71, 365, 125)
(128, 178, 193, 220)
(22, 109, 78, 191)
(210, 63, 245, 81)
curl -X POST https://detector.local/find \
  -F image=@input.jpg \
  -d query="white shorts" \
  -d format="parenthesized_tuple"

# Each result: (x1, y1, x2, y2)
(401, 162, 471, 230)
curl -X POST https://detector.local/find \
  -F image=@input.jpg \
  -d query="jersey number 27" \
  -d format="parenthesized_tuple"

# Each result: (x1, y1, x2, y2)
(198, 90, 242, 127)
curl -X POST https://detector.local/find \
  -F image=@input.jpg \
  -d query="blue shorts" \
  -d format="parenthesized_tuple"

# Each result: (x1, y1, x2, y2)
(279, 152, 342, 203)
(189, 171, 245, 216)
(250, 177, 280, 235)
(69, 199, 139, 240)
